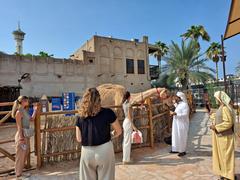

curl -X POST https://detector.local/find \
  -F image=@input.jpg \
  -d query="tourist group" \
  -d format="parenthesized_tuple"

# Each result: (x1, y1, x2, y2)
(12, 88, 236, 180)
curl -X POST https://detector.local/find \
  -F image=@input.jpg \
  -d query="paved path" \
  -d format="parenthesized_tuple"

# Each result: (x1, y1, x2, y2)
(115, 111, 240, 180)
(4, 110, 240, 180)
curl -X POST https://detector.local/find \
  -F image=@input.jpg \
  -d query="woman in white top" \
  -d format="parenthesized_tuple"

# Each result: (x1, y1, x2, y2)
(122, 91, 138, 164)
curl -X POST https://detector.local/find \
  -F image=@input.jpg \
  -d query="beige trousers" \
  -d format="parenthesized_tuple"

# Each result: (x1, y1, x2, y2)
(122, 118, 132, 162)
(15, 131, 29, 176)
(79, 141, 115, 180)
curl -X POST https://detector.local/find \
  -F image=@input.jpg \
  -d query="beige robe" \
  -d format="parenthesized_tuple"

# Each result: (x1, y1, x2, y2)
(212, 106, 235, 180)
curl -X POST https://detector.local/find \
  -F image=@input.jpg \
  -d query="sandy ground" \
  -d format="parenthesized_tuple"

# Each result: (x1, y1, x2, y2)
(1, 110, 240, 180)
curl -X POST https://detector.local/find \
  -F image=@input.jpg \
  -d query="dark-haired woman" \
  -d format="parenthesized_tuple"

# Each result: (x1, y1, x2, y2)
(75, 88, 122, 180)
(122, 91, 138, 164)
(11, 96, 37, 178)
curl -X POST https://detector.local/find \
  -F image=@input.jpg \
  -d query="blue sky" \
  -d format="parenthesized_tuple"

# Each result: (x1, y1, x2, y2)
(0, 0, 239, 78)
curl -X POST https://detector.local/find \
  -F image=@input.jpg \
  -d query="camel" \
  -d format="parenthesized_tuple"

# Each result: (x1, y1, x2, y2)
(97, 84, 173, 147)
(97, 83, 171, 107)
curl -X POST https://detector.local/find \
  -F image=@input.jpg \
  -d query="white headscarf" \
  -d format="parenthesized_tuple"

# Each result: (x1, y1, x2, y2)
(214, 91, 232, 112)
(176, 92, 188, 103)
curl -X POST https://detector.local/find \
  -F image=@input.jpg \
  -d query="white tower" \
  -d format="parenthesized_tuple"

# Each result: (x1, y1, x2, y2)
(12, 22, 25, 54)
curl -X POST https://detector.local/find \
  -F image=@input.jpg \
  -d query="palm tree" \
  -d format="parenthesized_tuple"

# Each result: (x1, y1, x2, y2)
(206, 42, 222, 82)
(162, 40, 215, 90)
(38, 51, 54, 58)
(181, 25, 210, 49)
(150, 41, 168, 76)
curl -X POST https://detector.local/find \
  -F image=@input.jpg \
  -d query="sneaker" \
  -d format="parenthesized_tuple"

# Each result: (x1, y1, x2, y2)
(178, 152, 186, 157)
(169, 150, 178, 154)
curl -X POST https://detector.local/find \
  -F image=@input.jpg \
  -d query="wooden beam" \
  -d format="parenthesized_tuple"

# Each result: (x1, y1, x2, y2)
(35, 104, 42, 169)
(41, 126, 75, 133)
(0, 102, 13, 107)
(0, 111, 11, 115)
(0, 148, 15, 162)
(40, 110, 78, 116)
(152, 111, 169, 120)
(0, 125, 16, 129)
(0, 111, 12, 124)
(146, 98, 154, 148)
(0, 139, 15, 145)
(39, 104, 148, 116)
(0, 151, 34, 159)
(0, 168, 15, 175)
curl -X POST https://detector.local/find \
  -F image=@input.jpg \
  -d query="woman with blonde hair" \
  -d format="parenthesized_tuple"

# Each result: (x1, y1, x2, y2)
(12, 96, 38, 178)
(75, 88, 122, 180)
(210, 91, 236, 180)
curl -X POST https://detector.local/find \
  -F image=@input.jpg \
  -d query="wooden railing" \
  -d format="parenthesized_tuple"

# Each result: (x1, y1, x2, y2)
(34, 100, 171, 168)
(0, 100, 171, 170)
(34, 103, 153, 168)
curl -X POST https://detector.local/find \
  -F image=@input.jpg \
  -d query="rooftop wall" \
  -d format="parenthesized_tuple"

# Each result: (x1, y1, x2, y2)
(0, 54, 96, 97)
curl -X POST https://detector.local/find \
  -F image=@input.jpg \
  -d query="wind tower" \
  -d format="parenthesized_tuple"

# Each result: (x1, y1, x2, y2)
(12, 22, 25, 54)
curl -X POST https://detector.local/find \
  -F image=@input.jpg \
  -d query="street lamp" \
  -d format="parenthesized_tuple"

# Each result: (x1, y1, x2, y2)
(221, 35, 227, 92)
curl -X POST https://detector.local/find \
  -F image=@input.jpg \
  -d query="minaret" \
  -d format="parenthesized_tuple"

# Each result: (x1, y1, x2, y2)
(12, 22, 25, 54)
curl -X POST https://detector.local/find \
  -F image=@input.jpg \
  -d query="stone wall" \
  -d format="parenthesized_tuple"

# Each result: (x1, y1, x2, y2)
(0, 49, 151, 97)
(0, 54, 95, 97)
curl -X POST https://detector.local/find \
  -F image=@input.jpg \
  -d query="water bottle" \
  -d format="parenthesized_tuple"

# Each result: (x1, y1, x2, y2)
(20, 144, 27, 151)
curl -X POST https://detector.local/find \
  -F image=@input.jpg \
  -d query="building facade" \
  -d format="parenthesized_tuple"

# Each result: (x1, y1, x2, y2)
(0, 35, 157, 97)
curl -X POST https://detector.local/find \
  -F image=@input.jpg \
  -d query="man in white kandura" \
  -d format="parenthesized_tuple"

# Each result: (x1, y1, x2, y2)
(170, 92, 190, 157)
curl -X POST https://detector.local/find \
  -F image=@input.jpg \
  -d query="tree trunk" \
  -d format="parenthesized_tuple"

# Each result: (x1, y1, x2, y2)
(215, 62, 219, 83)
(157, 56, 161, 77)
(181, 78, 188, 90)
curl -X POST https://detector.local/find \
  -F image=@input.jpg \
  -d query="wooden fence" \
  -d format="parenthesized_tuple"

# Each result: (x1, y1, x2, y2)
(34, 98, 171, 168)
(0, 98, 171, 172)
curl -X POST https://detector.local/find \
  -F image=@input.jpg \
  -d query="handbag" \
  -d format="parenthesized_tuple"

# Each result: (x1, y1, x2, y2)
(23, 128, 35, 138)
(216, 126, 234, 137)
(131, 130, 143, 144)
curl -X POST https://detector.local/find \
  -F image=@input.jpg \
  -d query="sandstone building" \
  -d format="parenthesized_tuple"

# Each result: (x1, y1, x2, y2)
(0, 35, 158, 97)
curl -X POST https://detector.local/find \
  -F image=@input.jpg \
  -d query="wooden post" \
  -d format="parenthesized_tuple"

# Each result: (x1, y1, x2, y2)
(167, 109, 171, 133)
(35, 103, 42, 169)
(146, 98, 154, 148)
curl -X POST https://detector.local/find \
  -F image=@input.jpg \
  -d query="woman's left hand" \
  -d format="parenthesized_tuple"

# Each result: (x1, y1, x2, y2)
(210, 124, 216, 130)
(133, 126, 138, 132)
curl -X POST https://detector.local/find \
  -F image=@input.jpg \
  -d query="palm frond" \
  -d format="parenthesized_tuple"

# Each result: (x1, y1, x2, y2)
(163, 39, 214, 89)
